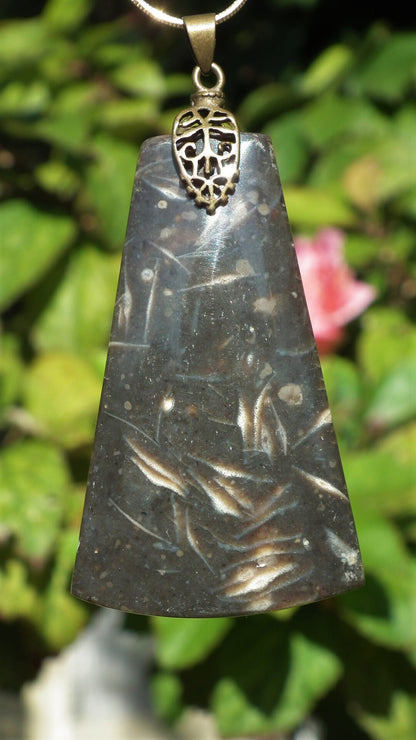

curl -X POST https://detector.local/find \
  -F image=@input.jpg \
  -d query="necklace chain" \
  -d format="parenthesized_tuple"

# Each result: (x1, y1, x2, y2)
(129, 0, 248, 28)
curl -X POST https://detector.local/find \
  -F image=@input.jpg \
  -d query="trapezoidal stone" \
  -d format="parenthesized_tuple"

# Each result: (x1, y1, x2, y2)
(71, 134, 364, 617)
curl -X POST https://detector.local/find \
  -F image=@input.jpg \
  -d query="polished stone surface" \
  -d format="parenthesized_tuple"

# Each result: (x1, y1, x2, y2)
(71, 134, 364, 617)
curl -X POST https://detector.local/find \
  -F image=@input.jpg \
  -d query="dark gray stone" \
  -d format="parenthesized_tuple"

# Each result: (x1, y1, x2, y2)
(71, 134, 364, 617)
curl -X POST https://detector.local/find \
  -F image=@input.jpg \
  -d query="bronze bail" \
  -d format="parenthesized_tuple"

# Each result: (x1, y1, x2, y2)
(183, 13, 216, 75)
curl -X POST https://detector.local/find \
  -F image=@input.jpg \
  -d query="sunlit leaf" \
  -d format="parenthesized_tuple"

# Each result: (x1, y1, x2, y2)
(39, 529, 88, 648)
(0, 439, 70, 559)
(339, 513, 416, 651)
(85, 135, 137, 248)
(23, 352, 102, 449)
(345, 424, 416, 517)
(98, 98, 158, 137)
(0, 334, 24, 416)
(212, 615, 342, 735)
(301, 44, 354, 94)
(0, 200, 76, 310)
(0, 81, 50, 118)
(0, 560, 39, 620)
(0, 19, 48, 70)
(358, 308, 416, 385)
(365, 359, 416, 432)
(351, 32, 416, 102)
(35, 159, 81, 199)
(321, 356, 364, 448)
(110, 59, 166, 98)
(237, 83, 301, 130)
(343, 108, 416, 209)
(357, 691, 416, 740)
(301, 94, 387, 149)
(285, 186, 357, 227)
(151, 672, 183, 724)
(265, 112, 309, 183)
(152, 617, 233, 670)
(29, 111, 93, 152)
(33, 243, 120, 354)
(43, 0, 93, 33)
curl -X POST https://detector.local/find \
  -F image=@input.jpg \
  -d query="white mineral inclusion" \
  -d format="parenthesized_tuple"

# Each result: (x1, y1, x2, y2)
(259, 362, 273, 379)
(160, 227, 172, 240)
(257, 203, 270, 216)
(161, 397, 175, 413)
(278, 383, 303, 406)
(140, 268, 154, 282)
(236, 259, 255, 276)
(253, 296, 278, 314)
(158, 199, 168, 209)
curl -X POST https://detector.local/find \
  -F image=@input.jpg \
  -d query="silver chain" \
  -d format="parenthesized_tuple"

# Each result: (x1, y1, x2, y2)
(129, 0, 248, 29)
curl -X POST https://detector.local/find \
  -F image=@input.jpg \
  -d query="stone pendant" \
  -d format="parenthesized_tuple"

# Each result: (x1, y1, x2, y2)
(71, 134, 364, 617)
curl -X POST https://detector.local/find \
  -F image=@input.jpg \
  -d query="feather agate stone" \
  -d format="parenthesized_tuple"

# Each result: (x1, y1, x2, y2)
(71, 134, 364, 617)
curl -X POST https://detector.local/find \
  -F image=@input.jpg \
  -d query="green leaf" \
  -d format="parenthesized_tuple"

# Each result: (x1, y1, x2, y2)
(38, 36, 82, 87)
(357, 691, 416, 740)
(0, 81, 50, 118)
(212, 678, 271, 736)
(151, 672, 183, 724)
(352, 33, 416, 102)
(0, 560, 39, 621)
(284, 186, 357, 227)
(78, 19, 145, 68)
(301, 94, 387, 149)
(344, 121, 416, 209)
(342, 631, 416, 736)
(85, 135, 137, 248)
(212, 616, 342, 735)
(301, 44, 354, 95)
(98, 98, 158, 137)
(339, 513, 416, 651)
(0, 200, 76, 310)
(51, 80, 101, 114)
(308, 136, 377, 193)
(365, 358, 416, 433)
(397, 185, 416, 220)
(345, 424, 416, 517)
(237, 83, 301, 130)
(28, 111, 92, 152)
(0, 439, 70, 559)
(23, 352, 102, 448)
(39, 529, 88, 648)
(358, 308, 416, 385)
(0, 334, 24, 416)
(344, 233, 384, 269)
(0, 19, 49, 71)
(43, 0, 93, 33)
(321, 356, 363, 448)
(152, 617, 233, 670)
(265, 112, 309, 183)
(110, 59, 166, 98)
(35, 159, 81, 200)
(33, 244, 120, 354)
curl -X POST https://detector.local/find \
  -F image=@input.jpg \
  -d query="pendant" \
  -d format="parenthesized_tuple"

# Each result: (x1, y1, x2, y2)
(71, 133, 364, 617)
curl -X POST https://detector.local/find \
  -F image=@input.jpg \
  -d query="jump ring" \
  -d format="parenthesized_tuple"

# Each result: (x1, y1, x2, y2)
(192, 63, 225, 91)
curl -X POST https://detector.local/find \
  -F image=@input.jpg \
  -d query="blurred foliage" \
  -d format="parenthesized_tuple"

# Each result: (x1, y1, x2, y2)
(0, 0, 415, 737)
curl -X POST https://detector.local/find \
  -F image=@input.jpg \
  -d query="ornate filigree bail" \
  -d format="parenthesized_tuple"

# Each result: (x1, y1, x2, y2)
(173, 65, 240, 214)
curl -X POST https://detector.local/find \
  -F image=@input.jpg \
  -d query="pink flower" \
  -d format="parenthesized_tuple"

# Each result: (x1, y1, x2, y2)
(294, 228, 376, 355)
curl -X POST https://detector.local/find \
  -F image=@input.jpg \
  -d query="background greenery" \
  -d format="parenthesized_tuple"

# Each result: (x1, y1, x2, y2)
(0, 0, 415, 737)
